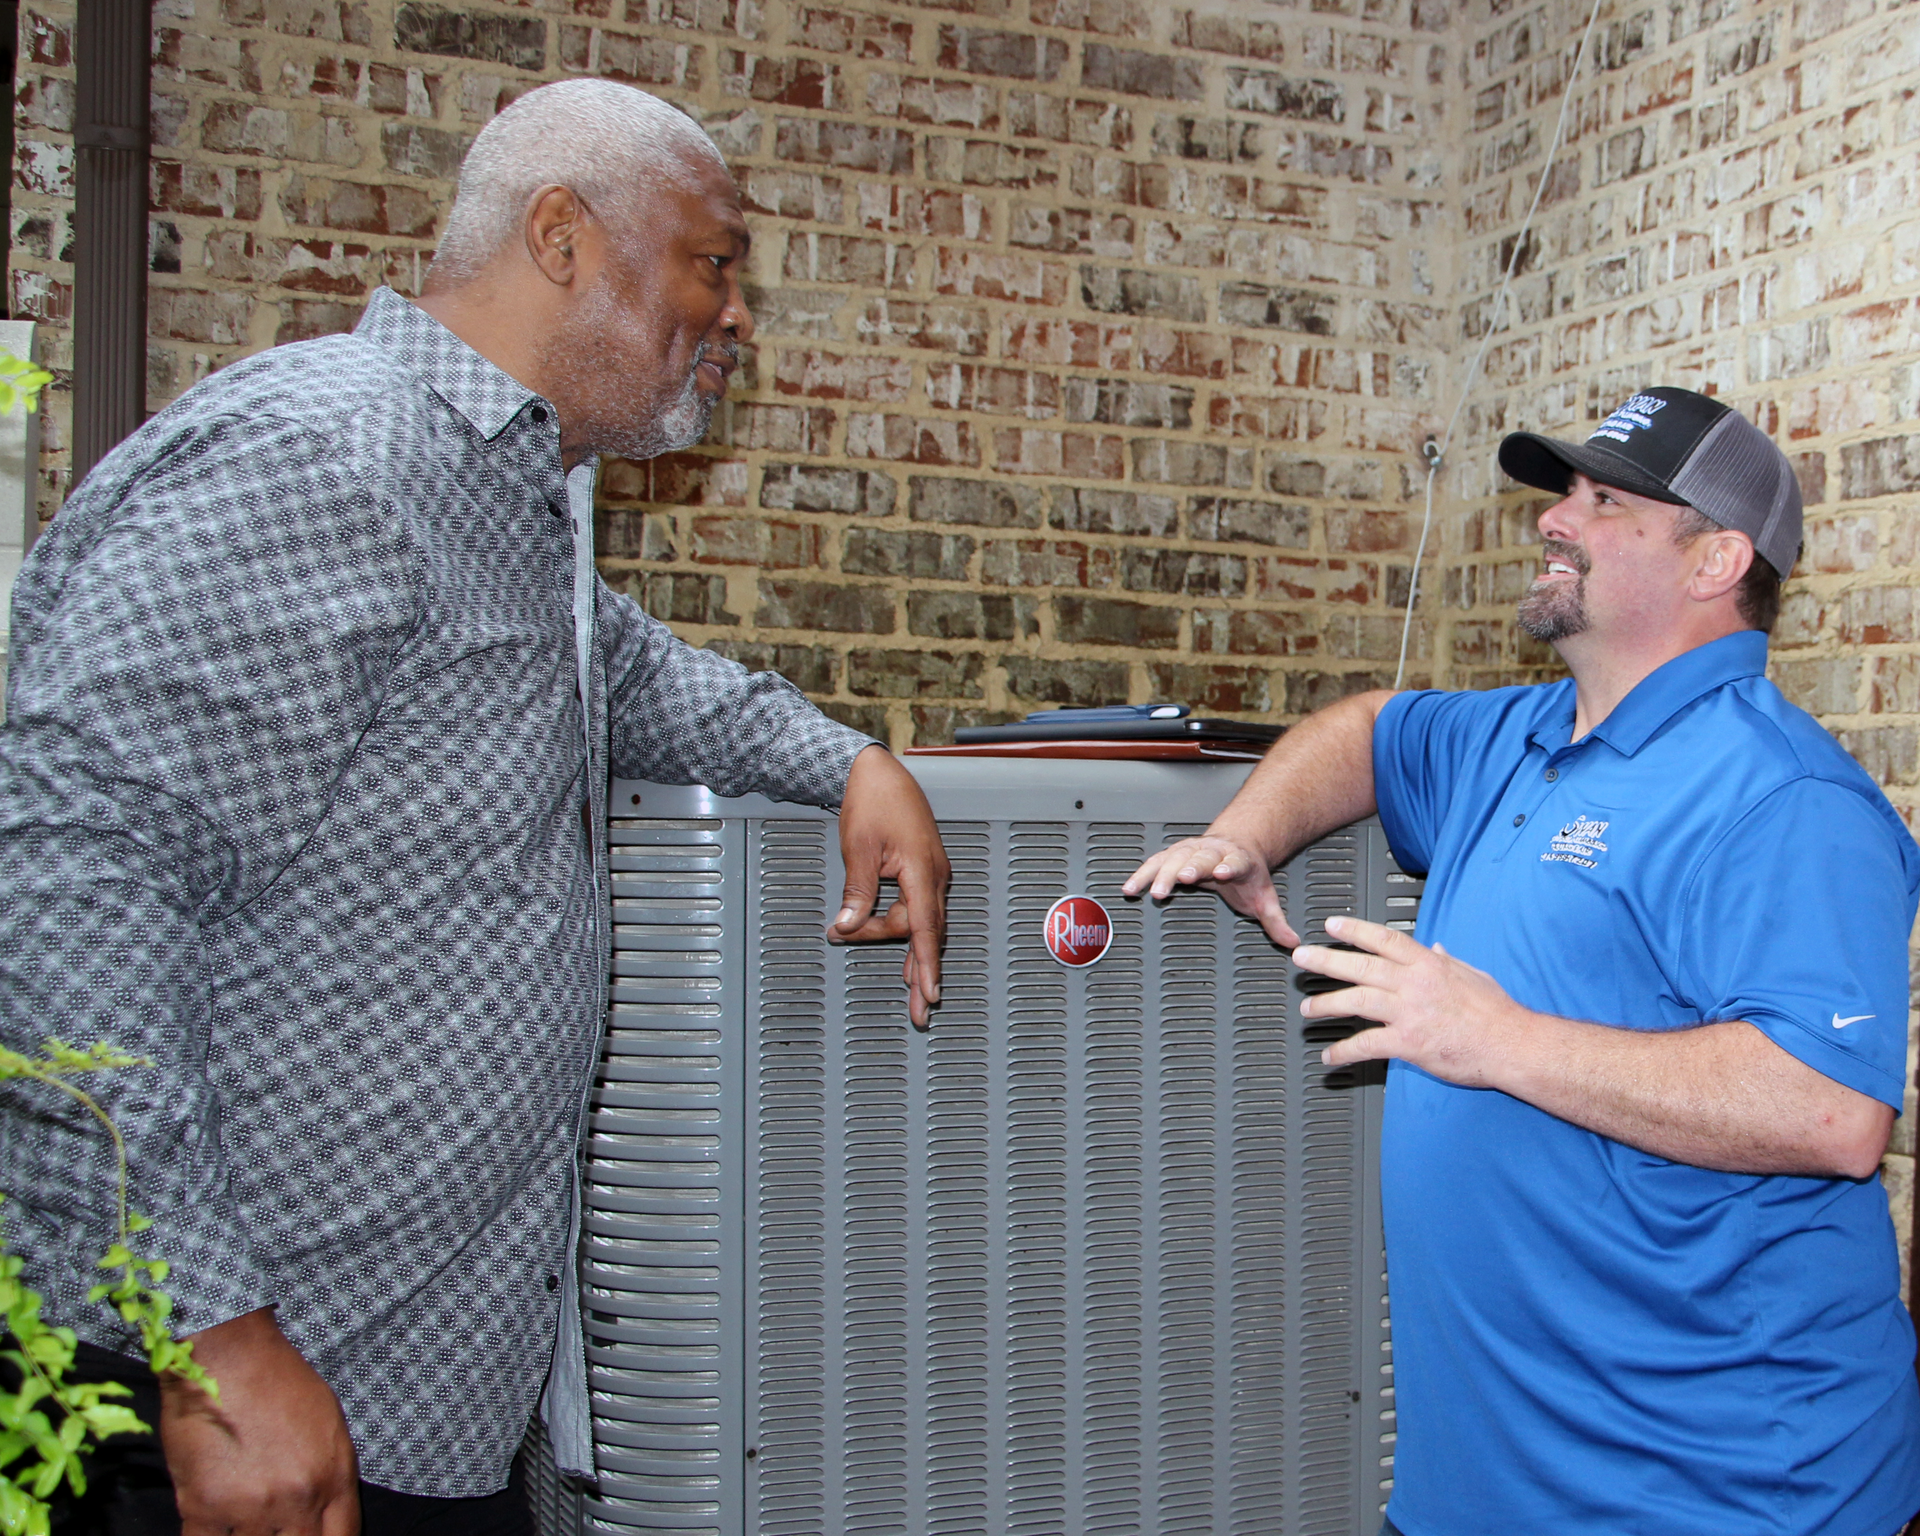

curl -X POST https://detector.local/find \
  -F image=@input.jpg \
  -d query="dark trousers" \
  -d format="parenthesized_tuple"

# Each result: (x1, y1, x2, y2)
(43, 1342, 533, 1536)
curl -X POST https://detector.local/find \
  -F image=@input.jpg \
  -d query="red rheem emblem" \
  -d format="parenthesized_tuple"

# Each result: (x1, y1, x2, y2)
(1044, 895, 1113, 967)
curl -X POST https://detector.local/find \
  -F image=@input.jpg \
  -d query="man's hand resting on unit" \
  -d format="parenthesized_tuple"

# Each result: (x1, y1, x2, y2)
(161, 1307, 360, 1536)
(830, 744, 951, 1029)
(1122, 834, 1300, 948)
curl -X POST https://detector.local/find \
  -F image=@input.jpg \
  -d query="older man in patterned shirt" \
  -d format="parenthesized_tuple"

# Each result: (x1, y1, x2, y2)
(0, 81, 948, 1535)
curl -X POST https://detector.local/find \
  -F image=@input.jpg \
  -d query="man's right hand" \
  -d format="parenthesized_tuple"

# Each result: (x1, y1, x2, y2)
(160, 1307, 360, 1536)
(1122, 834, 1300, 948)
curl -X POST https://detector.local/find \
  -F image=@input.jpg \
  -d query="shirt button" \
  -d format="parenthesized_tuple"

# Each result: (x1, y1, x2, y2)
(530, 405, 548, 424)
(1513, 813, 1526, 826)
(546, 1274, 560, 1292)
(1544, 768, 1558, 782)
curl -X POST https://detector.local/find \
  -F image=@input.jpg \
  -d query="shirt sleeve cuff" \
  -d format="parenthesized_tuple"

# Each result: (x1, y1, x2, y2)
(1745, 1010, 1909, 1113)
(756, 713, 877, 809)
(120, 1199, 276, 1341)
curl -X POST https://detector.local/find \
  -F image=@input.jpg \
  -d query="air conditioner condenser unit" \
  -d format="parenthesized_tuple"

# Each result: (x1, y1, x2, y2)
(523, 757, 1416, 1536)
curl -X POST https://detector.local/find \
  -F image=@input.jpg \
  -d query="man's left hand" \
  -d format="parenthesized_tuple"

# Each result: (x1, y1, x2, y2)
(832, 745, 950, 1029)
(1294, 915, 1533, 1085)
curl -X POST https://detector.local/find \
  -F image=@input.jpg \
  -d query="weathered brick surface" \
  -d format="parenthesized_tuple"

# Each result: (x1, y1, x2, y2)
(1434, 0, 1920, 1222)
(13, 0, 1920, 1223)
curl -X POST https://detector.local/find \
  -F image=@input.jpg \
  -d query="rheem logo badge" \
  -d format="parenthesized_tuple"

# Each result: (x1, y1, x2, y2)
(1044, 895, 1113, 967)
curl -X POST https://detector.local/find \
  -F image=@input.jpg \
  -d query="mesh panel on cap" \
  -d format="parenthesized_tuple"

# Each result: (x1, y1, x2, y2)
(1669, 410, 1802, 577)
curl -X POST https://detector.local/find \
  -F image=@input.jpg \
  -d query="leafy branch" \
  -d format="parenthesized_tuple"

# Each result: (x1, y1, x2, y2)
(1, 1042, 214, 1534)
(0, 353, 51, 418)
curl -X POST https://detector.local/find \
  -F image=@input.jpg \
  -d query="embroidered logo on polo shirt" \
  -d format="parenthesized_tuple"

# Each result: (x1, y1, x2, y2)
(1542, 815, 1610, 869)
(1590, 394, 1667, 445)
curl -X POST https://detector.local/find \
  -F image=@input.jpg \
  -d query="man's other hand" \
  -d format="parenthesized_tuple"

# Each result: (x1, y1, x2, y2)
(1121, 835, 1299, 948)
(1294, 915, 1525, 1084)
(831, 745, 951, 1029)
(160, 1308, 359, 1536)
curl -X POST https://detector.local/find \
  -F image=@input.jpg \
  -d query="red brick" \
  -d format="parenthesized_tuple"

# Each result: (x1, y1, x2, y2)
(925, 363, 1060, 418)
(934, 248, 1068, 305)
(866, 73, 999, 129)
(151, 288, 256, 345)
(1054, 596, 1180, 648)
(712, 402, 837, 454)
(783, 233, 913, 288)
(756, 580, 896, 633)
(774, 118, 915, 172)
(1138, 326, 1231, 379)
(936, 26, 1068, 81)
(689, 515, 826, 568)
(980, 538, 1090, 587)
(558, 28, 703, 85)
(155, 162, 266, 221)
(222, 0, 372, 44)
(1006, 93, 1133, 149)
(795, 6, 914, 60)
(25, 8, 71, 66)
(859, 187, 991, 240)
(1170, 10, 1283, 59)
(601, 453, 749, 506)
(279, 175, 435, 236)
(720, 50, 841, 106)
(847, 413, 980, 466)
(1192, 608, 1319, 656)
(774, 349, 912, 403)
(1000, 318, 1131, 368)
(738, 168, 845, 223)
(274, 298, 361, 343)
(994, 428, 1125, 479)
(856, 300, 989, 355)
(1032, 0, 1150, 35)
(10, 270, 71, 324)
(1146, 660, 1271, 712)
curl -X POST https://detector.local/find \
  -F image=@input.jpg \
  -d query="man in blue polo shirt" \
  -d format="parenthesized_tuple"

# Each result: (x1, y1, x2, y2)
(1126, 386, 1920, 1536)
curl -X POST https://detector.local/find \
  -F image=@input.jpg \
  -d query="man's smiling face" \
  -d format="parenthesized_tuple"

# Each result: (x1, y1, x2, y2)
(543, 156, 754, 464)
(1518, 473, 1710, 649)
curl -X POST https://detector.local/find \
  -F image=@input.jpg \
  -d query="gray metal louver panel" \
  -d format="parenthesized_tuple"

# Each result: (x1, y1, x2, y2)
(529, 762, 1413, 1536)
(579, 815, 745, 1535)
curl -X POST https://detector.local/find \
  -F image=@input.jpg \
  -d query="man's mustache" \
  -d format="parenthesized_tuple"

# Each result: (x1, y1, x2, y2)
(1539, 538, 1589, 576)
(694, 340, 740, 375)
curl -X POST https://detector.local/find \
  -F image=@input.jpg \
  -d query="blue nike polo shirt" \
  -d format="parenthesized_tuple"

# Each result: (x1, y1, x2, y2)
(1372, 630, 1920, 1536)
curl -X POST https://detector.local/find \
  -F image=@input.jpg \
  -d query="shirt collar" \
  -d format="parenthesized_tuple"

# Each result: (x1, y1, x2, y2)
(1580, 630, 1769, 757)
(353, 286, 544, 441)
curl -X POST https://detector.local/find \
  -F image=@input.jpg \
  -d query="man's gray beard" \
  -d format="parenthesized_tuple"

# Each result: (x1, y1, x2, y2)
(1516, 577, 1589, 643)
(608, 363, 716, 462)
(545, 279, 720, 462)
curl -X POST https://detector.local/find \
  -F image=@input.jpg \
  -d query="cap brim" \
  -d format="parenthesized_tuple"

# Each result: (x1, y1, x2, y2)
(1498, 433, 1690, 505)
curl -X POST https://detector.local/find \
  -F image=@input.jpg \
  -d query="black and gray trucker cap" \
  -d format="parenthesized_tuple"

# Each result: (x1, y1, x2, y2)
(1497, 386, 1802, 578)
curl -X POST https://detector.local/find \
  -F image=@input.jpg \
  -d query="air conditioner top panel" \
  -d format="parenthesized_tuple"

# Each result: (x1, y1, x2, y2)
(613, 756, 1258, 824)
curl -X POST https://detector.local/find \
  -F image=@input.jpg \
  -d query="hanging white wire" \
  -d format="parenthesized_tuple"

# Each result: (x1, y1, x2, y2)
(1393, 0, 1611, 689)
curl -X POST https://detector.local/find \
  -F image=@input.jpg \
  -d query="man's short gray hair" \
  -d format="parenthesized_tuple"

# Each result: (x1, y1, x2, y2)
(429, 79, 727, 285)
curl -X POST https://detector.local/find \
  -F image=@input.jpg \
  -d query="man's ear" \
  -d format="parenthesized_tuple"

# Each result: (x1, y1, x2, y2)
(524, 184, 587, 286)
(1689, 527, 1754, 605)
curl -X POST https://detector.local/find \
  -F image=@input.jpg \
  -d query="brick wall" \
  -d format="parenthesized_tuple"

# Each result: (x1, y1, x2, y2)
(1438, 0, 1920, 1273)
(12, 1, 1920, 1250)
(13, 0, 1457, 741)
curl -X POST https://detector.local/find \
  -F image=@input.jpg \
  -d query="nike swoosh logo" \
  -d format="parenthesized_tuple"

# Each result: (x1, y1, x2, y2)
(1832, 1013, 1875, 1029)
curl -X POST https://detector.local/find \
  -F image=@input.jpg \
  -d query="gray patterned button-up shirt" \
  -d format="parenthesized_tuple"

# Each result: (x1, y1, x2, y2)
(0, 287, 870, 1496)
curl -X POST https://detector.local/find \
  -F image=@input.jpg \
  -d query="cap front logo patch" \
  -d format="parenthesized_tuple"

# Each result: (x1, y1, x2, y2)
(1590, 394, 1667, 445)
(1542, 815, 1610, 869)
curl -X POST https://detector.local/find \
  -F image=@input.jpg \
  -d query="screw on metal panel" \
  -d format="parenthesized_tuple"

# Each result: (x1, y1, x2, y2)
(1074, 800, 1084, 809)
(745, 1447, 757, 1460)
(631, 793, 641, 805)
